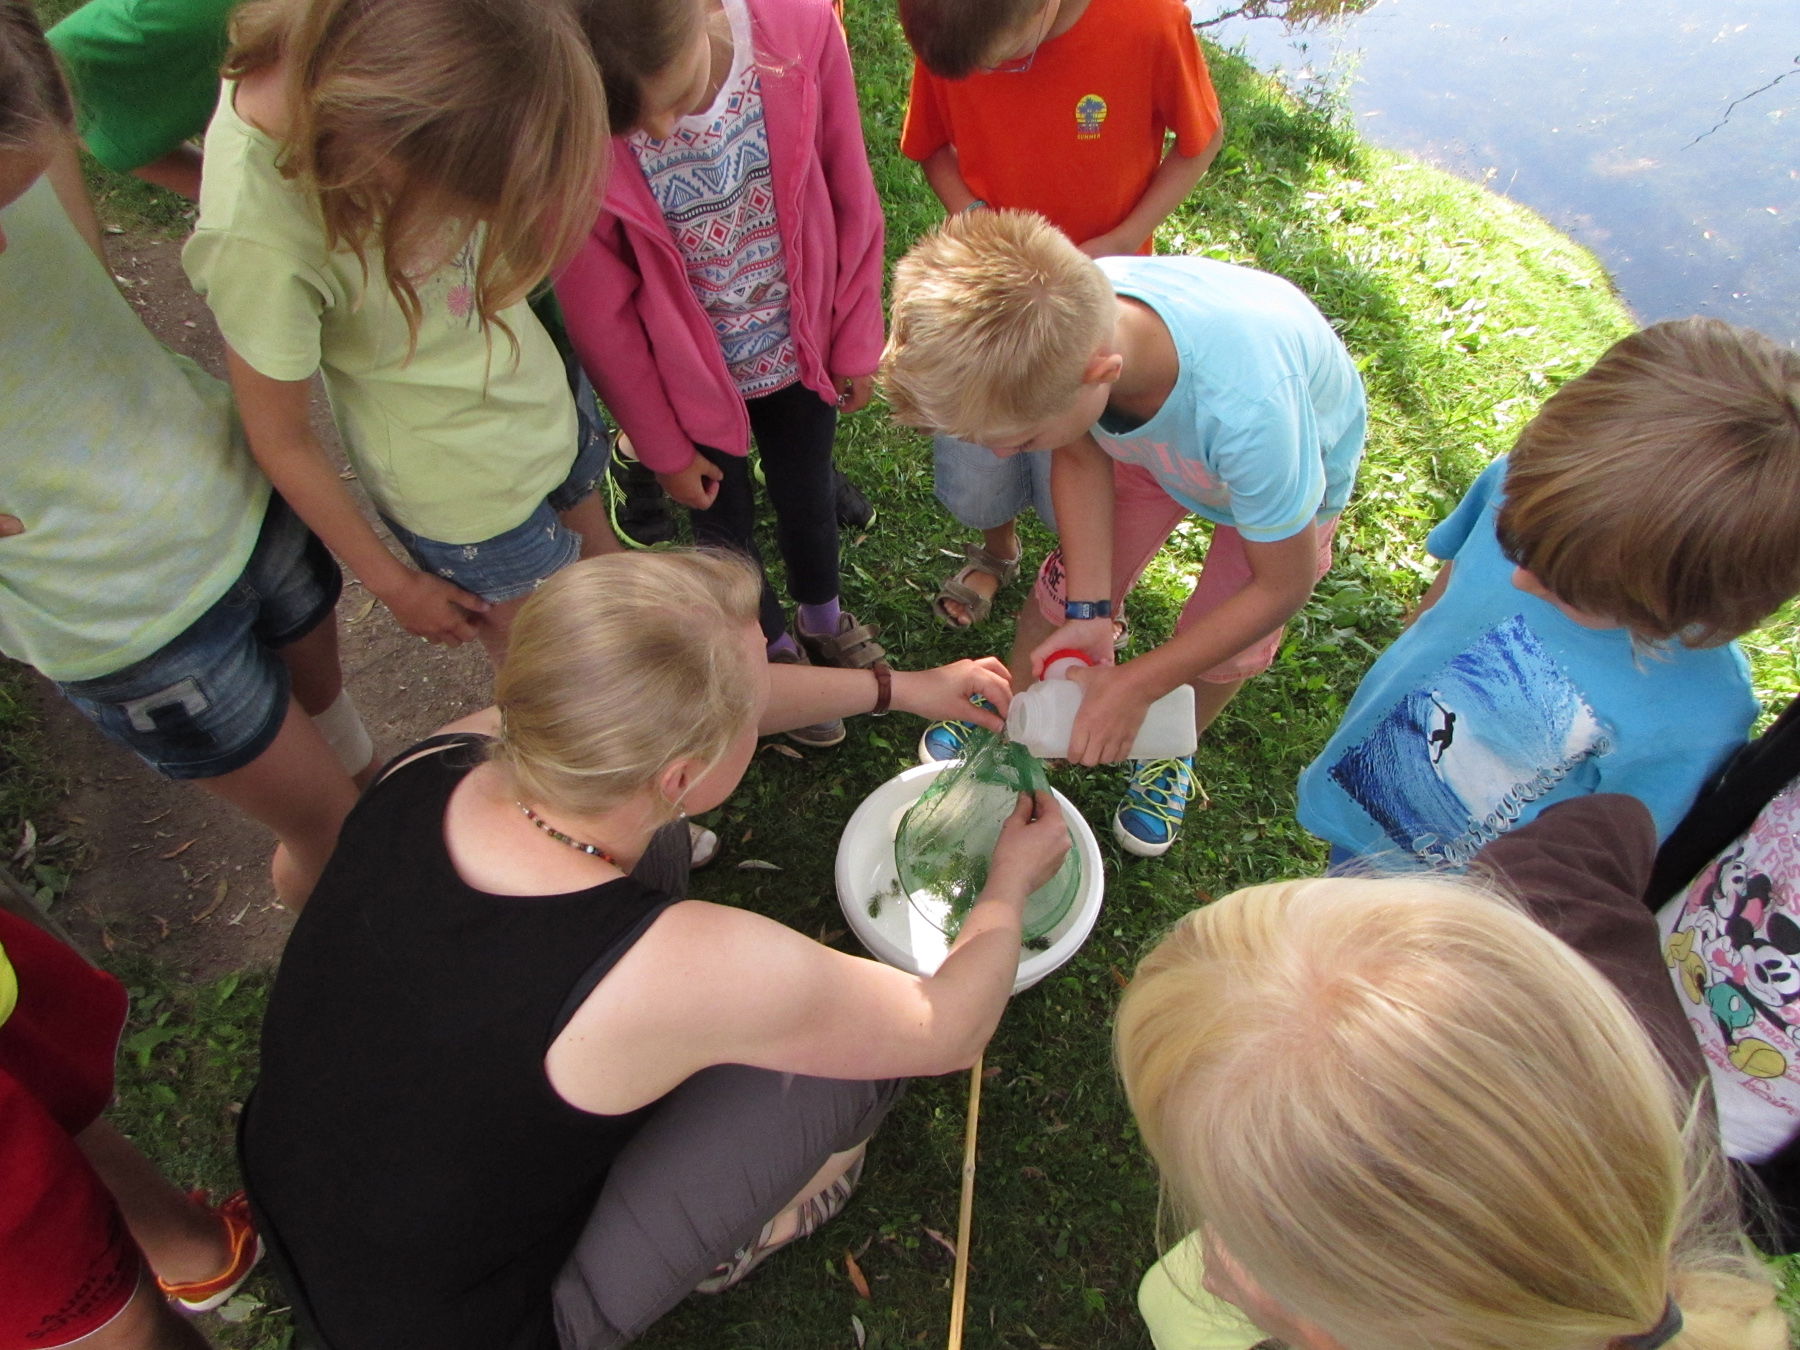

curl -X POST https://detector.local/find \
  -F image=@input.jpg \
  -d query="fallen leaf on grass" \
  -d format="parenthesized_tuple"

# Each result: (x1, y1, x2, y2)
(158, 838, 198, 860)
(140, 809, 170, 826)
(1195, 888, 1215, 905)
(226, 902, 252, 926)
(816, 926, 847, 945)
(101, 927, 115, 952)
(923, 1226, 971, 1268)
(982, 1064, 1002, 1079)
(739, 828, 753, 843)
(349, 596, 378, 623)
(11, 820, 35, 862)
(1109, 965, 1129, 991)
(737, 859, 781, 871)
(760, 742, 804, 759)
(850, 1313, 866, 1349)
(844, 1250, 871, 1300)
(191, 879, 229, 924)
(1019, 1166, 1047, 1180)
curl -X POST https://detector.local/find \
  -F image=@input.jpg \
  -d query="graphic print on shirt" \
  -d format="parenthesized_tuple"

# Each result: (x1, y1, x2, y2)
(1664, 783, 1800, 1119)
(1075, 95, 1108, 139)
(1097, 434, 1234, 517)
(1326, 614, 1610, 866)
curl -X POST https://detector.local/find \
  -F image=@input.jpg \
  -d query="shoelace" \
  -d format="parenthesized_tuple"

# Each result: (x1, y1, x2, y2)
(1125, 759, 1194, 825)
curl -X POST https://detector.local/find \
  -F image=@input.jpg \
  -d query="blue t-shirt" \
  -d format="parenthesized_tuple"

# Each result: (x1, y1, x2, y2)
(1090, 255, 1367, 542)
(1296, 457, 1757, 868)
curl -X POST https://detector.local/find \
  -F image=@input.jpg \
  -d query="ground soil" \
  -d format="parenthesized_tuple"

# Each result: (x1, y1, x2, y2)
(25, 227, 491, 978)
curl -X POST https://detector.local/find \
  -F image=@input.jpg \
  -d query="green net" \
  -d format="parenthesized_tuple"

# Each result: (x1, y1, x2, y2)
(894, 728, 1080, 943)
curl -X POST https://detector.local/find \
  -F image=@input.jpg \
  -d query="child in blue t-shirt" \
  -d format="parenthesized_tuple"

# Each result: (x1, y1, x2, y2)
(1299, 317, 1800, 870)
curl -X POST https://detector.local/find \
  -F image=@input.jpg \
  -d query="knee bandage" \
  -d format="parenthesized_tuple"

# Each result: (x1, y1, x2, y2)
(313, 690, 374, 775)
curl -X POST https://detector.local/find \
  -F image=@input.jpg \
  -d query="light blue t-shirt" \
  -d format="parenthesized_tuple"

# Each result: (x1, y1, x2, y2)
(1091, 255, 1367, 542)
(1296, 457, 1757, 868)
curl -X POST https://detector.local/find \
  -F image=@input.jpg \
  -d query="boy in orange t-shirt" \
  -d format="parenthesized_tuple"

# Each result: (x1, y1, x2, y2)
(900, 0, 1223, 629)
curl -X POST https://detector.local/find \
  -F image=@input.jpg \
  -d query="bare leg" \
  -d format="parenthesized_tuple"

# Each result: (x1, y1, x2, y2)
(559, 494, 625, 559)
(276, 619, 376, 788)
(940, 521, 1021, 627)
(1192, 677, 1244, 737)
(1008, 598, 1060, 694)
(74, 1121, 228, 1287)
(196, 696, 359, 910)
(471, 593, 532, 665)
(73, 1271, 213, 1350)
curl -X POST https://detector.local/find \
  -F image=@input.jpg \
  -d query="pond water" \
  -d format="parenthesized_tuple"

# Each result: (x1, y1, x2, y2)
(1198, 0, 1800, 346)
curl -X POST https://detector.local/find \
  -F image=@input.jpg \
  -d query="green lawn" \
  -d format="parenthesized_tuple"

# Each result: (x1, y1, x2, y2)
(21, 0, 1800, 1346)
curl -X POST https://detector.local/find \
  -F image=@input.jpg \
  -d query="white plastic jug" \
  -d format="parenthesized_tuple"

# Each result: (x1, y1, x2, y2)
(1006, 651, 1198, 760)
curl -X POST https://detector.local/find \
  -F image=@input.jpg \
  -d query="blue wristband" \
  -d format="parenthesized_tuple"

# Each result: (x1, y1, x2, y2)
(1064, 599, 1113, 621)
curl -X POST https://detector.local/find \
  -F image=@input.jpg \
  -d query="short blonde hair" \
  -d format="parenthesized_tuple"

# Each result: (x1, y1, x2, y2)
(491, 550, 762, 819)
(1496, 318, 1800, 645)
(880, 209, 1115, 443)
(1115, 876, 1784, 1350)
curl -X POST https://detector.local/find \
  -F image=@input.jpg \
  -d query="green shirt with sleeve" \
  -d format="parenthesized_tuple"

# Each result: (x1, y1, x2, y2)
(182, 84, 579, 544)
(47, 0, 238, 174)
(0, 176, 269, 684)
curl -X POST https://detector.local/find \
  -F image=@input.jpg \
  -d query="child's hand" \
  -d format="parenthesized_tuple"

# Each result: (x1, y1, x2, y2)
(1029, 617, 1116, 679)
(1077, 232, 1132, 260)
(378, 570, 489, 647)
(892, 657, 1014, 729)
(0, 515, 22, 538)
(834, 374, 875, 414)
(1064, 663, 1155, 765)
(656, 454, 723, 510)
(986, 791, 1072, 901)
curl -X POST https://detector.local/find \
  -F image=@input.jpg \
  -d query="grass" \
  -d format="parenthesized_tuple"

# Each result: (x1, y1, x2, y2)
(11, 0, 1798, 1346)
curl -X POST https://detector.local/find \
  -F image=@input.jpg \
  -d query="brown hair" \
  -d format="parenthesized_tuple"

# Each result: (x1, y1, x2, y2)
(899, 0, 1045, 80)
(0, 0, 73, 151)
(492, 550, 763, 819)
(1495, 318, 1800, 645)
(573, 0, 703, 134)
(880, 208, 1116, 442)
(223, 0, 608, 345)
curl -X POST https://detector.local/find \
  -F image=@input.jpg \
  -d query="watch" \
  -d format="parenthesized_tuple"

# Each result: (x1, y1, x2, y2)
(1063, 599, 1113, 622)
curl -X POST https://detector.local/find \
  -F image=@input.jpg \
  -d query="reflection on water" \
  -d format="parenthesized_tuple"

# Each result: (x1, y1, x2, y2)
(1199, 0, 1799, 345)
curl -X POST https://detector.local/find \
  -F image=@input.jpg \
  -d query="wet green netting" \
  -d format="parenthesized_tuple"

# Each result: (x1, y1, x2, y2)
(894, 729, 1080, 942)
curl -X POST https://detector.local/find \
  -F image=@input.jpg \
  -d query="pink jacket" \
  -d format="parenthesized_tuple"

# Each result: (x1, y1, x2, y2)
(555, 0, 886, 474)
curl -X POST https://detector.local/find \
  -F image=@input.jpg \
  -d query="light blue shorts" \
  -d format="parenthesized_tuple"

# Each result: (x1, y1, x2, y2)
(931, 434, 1057, 533)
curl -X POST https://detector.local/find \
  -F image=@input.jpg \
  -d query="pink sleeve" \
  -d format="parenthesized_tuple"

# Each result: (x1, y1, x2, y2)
(554, 208, 698, 475)
(812, 9, 886, 379)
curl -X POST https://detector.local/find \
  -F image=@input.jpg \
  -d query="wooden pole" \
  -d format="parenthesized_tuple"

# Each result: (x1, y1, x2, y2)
(947, 1052, 983, 1350)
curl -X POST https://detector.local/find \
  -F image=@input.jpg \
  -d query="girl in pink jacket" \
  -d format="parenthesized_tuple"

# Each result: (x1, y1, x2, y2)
(561, 0, 887, 748)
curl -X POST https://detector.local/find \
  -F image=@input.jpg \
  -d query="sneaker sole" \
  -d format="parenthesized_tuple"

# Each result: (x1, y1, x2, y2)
(786, 722, 846, 749)
(1112, 814, 1176, 858)
(917, 730, 966, 764)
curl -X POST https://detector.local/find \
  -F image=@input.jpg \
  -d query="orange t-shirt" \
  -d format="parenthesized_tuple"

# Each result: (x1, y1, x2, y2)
(900, 0, 1221, 253)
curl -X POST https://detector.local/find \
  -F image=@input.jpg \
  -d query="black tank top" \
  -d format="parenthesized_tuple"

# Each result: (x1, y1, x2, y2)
(243, 736, 675, 1350)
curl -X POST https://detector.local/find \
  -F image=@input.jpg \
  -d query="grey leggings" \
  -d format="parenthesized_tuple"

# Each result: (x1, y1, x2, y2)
(551, 1066, 905, 1349)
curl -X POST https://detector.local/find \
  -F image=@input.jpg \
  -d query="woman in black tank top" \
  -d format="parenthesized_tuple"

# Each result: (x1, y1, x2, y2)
(244, 551, 1072, 1350)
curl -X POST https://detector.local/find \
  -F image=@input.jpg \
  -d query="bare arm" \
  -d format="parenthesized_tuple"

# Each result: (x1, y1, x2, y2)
(1403, 560, 1452, 629)
(224, 346, 489, 644)
(1079, 125, 1223, 258)
(1027, 436, 1120, 674)
(759, 658, 1014, 736)
(129, 145, 204, 201)
(547, 792, 1072, 1112)
(919, 144, 980, 214)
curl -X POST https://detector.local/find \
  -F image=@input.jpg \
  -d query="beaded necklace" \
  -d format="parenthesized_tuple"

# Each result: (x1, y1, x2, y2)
(518, 802, 616, 864)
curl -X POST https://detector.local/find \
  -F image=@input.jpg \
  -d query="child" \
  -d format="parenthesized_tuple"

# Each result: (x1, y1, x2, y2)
(897, 0, 1222, 628)
(241, 551, 1067, 1350)
(881, 210, 1367, 856)
(183, 0, 620, 664)
(557, 0, 887, 748)
(0, 0, 367, 910)
(1113, 810, 1786, 1350)
(1298, 318, 1800, 871)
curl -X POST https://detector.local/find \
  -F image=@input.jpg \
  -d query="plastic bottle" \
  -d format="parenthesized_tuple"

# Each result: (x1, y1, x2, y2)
(1006, 650, 1198, 760)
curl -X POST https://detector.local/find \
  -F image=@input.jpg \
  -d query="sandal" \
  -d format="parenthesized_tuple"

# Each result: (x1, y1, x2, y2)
(794, 611, 887, 671)
(695, 1151, 867, 1294)
(157, 1190, 263, 1313)
(932, 542, 1021, 628)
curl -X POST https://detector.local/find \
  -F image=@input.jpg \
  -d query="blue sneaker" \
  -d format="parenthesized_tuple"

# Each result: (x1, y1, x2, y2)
(1113, 757, 1198, 858)
(918, 719, 979, 763)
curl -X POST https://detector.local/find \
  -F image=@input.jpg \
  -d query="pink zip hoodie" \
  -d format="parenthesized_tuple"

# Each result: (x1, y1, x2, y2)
(555, 0, 886, 475)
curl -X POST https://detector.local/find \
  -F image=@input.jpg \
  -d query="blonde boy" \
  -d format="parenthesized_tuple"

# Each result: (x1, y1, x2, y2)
(883, 210, 1366, 855)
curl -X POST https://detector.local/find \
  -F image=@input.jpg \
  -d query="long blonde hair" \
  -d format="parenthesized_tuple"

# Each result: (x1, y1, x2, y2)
(224, 0, 608, 345)
(1114, 876, 1787, 1350)
(491, 550, 762, 820)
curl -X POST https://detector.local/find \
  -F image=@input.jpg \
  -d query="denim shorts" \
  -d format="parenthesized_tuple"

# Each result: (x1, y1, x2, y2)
(58, 494, 343, 781)
(932, 433, 1058, 533)
(381, 378, 607, 604)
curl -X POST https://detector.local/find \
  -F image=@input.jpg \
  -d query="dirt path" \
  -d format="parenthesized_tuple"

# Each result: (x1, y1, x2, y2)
(27, 228, 491, 978)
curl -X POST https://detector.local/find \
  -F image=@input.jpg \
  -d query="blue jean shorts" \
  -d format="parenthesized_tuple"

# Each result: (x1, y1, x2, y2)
(381, 377, 607, 604)
(932, 433, 1058, 533)
(58, 494, 343, 781)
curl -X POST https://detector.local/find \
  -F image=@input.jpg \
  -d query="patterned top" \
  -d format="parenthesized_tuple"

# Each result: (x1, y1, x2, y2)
(630, 0, 799, 398)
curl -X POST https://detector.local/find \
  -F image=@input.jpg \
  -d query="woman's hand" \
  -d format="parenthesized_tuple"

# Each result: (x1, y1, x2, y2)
(891, 657, 1014, 730)
(655, 453, 723, 510)
(985, 791, 1072, 901)
(375, 569, 489, 646)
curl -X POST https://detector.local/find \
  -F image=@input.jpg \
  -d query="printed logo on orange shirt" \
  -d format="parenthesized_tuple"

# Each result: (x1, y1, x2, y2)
(1075, 94, 1108, 139)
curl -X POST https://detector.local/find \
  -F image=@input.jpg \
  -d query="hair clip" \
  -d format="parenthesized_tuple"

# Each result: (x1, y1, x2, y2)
(1615, 1299, 1681, 1350)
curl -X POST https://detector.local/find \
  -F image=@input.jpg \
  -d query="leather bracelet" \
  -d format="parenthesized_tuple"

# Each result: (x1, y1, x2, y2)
(870, 660, 892, 716)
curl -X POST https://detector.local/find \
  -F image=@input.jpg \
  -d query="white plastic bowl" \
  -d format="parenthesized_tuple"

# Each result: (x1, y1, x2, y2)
(835, 760, 1105, 993)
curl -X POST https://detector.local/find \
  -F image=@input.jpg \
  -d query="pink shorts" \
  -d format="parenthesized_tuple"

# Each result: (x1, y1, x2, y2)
(1034, 460, 1339, 683)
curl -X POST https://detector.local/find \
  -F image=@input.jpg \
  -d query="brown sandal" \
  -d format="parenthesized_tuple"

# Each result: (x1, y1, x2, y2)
(794, 610, 887, 670)
(931, 542, 1021, 628)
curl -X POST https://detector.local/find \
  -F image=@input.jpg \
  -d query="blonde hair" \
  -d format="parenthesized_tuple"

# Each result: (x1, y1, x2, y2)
(491, 550, 762, 819)
(880, 209, 1116, 443)
(1115, 876, 1786, 1350)
(224, 0, 608, 346)
(1496, 318, 1800, 645)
